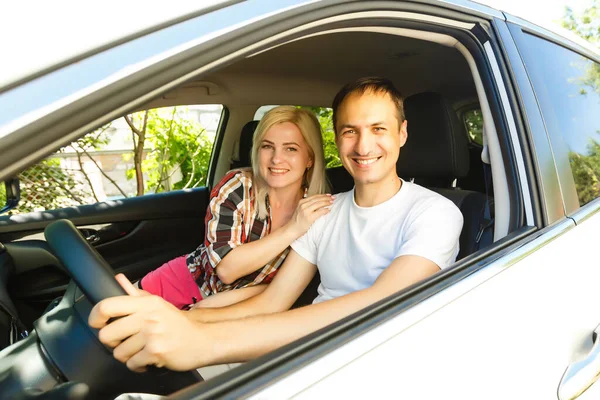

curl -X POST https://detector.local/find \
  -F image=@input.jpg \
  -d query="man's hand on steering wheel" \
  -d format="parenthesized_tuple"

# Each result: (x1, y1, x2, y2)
(89, 274, 212, 372)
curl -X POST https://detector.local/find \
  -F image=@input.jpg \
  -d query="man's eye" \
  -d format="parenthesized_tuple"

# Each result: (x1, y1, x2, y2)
(343, 130, 354, 135)
(373, 127, 385, 132)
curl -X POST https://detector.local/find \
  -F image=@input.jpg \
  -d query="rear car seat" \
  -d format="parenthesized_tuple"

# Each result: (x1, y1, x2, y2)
(230, 120, 259, 169)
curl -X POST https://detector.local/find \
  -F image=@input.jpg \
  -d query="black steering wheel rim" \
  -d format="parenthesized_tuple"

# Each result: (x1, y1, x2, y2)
(40, 219, 202, 397)
(44, 219, 127, 304)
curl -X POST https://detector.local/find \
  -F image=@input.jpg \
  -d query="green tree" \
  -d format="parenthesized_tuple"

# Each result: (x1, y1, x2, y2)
(464, 109, 483, 145)
(561, 1, 599, 45)
(1, 107, 214, 215)
(562, 0, 600, 96)
(136, 107, 214, 192)
(561, 1, 600, 206)
(303, 106, 342, 168)
(569, 139, 600, 205)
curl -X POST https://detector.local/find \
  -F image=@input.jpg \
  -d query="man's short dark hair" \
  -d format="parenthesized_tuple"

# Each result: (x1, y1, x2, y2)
(332, 77, 405, 134)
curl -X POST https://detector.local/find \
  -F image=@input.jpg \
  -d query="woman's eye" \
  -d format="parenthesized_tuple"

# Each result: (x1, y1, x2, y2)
(286, 147, 298, 152)
(261, 144, 273, 149)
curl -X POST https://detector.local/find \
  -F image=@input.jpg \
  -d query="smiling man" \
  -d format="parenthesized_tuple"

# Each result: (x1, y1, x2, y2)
(89, 77, 463, 372)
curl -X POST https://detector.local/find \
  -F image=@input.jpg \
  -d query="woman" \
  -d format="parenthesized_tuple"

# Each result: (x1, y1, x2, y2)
(139, 106, 331, 309)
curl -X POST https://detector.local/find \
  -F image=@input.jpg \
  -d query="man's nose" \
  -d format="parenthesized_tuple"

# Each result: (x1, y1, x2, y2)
(355, 131, 375, 155)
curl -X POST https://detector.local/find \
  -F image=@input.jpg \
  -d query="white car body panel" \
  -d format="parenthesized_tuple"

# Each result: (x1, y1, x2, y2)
(252, 210, 600, 399)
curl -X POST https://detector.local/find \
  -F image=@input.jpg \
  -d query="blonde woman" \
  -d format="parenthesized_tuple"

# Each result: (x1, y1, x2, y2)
(139, 106, 331, 309)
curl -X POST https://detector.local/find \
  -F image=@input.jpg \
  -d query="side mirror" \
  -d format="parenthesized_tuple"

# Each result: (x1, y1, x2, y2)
(0, 178, 20, 215)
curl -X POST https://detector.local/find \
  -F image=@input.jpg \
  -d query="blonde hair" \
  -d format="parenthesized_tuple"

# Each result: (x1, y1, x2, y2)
(251, 106, 328, 219)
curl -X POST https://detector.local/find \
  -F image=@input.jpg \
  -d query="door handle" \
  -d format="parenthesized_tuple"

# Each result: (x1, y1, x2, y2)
(78, 228, 100, 244)
(558, 324, 600, 399)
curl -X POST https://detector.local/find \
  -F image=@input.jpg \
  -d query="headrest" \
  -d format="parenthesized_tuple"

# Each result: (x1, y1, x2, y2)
(237, 120, 259, 167)
(397, 92, 469, 179)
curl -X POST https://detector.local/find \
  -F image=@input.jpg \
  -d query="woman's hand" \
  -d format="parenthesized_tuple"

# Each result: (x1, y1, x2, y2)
(287, 194, 334, 238)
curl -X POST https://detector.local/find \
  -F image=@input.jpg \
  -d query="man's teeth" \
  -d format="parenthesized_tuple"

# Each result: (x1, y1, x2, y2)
(355, 158, 378, 165)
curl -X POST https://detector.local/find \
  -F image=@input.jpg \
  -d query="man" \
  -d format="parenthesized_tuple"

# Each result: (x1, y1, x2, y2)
(89, 77, 463, 372)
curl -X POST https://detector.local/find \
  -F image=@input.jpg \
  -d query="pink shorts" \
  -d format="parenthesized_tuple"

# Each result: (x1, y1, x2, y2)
(140, 256, 203, 309)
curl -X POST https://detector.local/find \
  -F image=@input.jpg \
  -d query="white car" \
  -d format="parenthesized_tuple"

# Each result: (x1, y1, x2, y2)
(0, 1, 599, 399)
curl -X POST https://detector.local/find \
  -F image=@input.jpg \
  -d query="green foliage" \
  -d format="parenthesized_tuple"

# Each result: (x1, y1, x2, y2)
(127, 107, 214, 193)
(0, 184, 5, 206)
(302, 106, 342, 168)
(561, 1, 600, 96)
(561, 1, 600, 205)
(2, 108, 215, 214)
(463, 109, 484, 145)
(569, 138, 600, 205)
(561, 1, 599, 44)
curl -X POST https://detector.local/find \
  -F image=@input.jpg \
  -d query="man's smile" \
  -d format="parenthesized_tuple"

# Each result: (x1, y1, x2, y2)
(352, 156, 382, 167)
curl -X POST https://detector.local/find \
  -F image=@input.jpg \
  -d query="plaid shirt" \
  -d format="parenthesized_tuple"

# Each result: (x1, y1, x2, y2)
(187, 170, 289, 297)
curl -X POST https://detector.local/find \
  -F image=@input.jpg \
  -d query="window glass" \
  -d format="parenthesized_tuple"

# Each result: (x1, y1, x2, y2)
(519, 33, 600, 206)
(254, 105, 341, 168)
(463, 109, 484, 145)
(9, 105, 223, 214)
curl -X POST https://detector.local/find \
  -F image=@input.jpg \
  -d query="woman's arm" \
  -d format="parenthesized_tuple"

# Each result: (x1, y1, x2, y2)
(215, 194, 333, 284)
(190, 284, 267, 309)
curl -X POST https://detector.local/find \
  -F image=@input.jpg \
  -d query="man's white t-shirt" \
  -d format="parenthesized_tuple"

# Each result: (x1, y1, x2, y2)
(291, 180, 463, 304)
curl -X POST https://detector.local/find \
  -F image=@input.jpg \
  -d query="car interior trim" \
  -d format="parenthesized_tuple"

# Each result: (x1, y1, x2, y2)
(206, 106, 230, 188)
(454, 40, 510, 239)
(483, 41, 534, 227)
(249, 25, 461, 60)
(456, 23, 525, 234)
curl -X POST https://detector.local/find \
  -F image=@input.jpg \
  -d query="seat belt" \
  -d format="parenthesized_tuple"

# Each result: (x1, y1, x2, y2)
(475, 135, 494, 250)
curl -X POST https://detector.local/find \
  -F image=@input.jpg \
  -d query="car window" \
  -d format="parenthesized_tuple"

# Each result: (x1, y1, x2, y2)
(254, 105, 341, 168)
(463, 108, 484, 146)
(517, 33, 600, 207)
(5, 105, 223, 214)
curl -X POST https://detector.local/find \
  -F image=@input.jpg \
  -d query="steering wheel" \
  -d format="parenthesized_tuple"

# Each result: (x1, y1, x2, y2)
(44, 219, 130, 304)
(0, 219, 202, 399)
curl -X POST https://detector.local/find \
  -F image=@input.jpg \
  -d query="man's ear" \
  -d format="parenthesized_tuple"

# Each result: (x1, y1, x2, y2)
(399, 119, 408, 147)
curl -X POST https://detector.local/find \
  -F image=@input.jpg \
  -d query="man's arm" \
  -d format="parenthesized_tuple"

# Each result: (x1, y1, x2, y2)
(186, 250, 317, 322)
(199, 255, 439, 365)
(90, 254, 439, 372)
